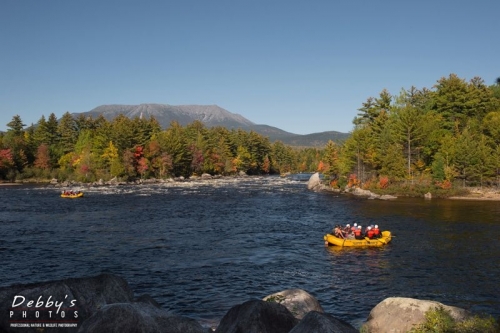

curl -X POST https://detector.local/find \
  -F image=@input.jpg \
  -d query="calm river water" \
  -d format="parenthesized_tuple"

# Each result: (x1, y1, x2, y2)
(1, 175, 499, 329)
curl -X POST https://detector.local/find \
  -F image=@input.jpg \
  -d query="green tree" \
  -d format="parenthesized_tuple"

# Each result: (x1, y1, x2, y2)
(3, 115, 28, 176)
(271, 141, 295, 174)
(392, 103, 425, 180)
(378, 142, 407, 180)
(322, 140, 339, 178)
(102, 141, 121, 177)
(6, 115, 25, 136)
(482, 111, 500, 144)
(431, 74, 471, 132)
(431, 153, 446, 181)
(156, 121, 190, 177)
(57, 112, 78, 154)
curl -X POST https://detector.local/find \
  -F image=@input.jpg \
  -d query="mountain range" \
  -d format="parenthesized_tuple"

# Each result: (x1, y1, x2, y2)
(73, 104, 349, 147)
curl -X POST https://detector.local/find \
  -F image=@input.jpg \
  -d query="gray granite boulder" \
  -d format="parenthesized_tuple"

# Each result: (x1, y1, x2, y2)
(77, 302, 206, 333)
(263, 289, 324, 319)
(214, 299, 298, 333)
(289, 311, 358, 333)
(307, 173, 326, 191)
(362, 297, 471, 333)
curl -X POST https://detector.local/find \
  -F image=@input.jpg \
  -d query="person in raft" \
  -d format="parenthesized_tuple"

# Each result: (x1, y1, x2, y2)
(332, 225, 346, 238)
(354, 225, 364, 240)
(365, 226, 375, 239)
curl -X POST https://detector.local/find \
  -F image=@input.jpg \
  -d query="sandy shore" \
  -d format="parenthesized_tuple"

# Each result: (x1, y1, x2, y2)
(449, 188, 500, 201)
(0, 183, 21, 186)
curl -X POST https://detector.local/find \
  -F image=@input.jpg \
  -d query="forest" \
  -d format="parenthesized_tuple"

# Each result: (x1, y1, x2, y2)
(1, 74, 500, 194)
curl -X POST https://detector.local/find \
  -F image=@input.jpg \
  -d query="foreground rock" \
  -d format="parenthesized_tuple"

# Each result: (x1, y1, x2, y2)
(78, 302, 206, 333)
(1, 273, 478, 333)
(289, 311, 358, 333)
(263, 288, 324, 319)
(0, 274, 133, 332)
(214, 299, 298, 333)
(362, 297, 472, 333)
(0, 274, 204, 333)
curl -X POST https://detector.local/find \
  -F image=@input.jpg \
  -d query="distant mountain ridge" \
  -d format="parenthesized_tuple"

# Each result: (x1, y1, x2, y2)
(74, 103, 349, 147)
(80, 104, 254, 129)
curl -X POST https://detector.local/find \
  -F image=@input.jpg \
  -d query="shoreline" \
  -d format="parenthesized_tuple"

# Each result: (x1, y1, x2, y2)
(448, 195, 500, 201)
(3, 178, 500, 201)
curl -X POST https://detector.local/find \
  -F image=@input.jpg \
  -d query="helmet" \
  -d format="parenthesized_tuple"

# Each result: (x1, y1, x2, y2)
(375, 225, 379, 228)
(367, 226, 371, 230)
(346, 224, 350, 227)
(358, 226, 361, 229)
(354, 223, 357, 227)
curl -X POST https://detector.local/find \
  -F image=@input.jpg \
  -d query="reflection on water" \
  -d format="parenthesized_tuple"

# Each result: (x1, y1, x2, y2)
(0, 177, 499, 328)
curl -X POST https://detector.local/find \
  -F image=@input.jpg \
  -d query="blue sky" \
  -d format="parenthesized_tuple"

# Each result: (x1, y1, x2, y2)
(1, 0, 498, 135)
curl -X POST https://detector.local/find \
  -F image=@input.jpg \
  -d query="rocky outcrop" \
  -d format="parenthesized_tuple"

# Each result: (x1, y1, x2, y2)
(0, 274, 134, 333)
(349, 187, 397, 200)
(263, 289, 324, 319)
(289, 311, 358, 333)
(307, 172, 327, 192)
(362, 297, 472, 333)
(214, 299, 298, 333)
(77, 303, 206, 333)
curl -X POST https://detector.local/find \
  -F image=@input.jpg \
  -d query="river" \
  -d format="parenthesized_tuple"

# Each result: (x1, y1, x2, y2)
(1, 175, 499, 329)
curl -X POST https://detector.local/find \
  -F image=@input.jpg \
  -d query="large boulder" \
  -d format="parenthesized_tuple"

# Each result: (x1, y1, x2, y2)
(362, 297, 471, 333)
(0, 274, 134, 333)
(289, 311, 358, 333)
(77, 302, 206, 333)
(307, 173, 325, 192)
(214, 299, 298, 333)
(351, 187, 380, 199)
(263, 289, 324, 319)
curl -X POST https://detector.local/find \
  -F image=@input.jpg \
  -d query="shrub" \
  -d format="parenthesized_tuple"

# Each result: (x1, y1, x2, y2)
(409, 306, 499, 333)
(379, 176, 389, 189)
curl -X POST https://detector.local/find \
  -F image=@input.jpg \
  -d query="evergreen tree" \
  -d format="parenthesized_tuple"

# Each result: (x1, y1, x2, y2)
(57, 112, 78, 154)
(6, 115, 25, 136)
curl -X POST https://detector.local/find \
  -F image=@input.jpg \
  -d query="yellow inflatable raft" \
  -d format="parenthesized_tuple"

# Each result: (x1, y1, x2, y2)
(324, 231, 392, 247)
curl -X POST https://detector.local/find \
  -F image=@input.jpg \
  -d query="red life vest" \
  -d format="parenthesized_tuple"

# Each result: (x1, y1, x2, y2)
(373, 228, 380, 236)
(354, 229, 362, 237)
(367, 229, 375, 239)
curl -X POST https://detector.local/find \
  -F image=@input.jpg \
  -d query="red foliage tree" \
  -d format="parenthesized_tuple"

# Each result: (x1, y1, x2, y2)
(317, 160, 325, 172)
(34, 144, 51, 170)
(137, 157, 148, 178)
(0, 149, 15, 177)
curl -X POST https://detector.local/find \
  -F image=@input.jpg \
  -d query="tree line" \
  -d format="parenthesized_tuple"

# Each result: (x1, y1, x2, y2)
(0, 112, 322, 182)
(1, 73, 499, 190)
(322, 74, 500, 189)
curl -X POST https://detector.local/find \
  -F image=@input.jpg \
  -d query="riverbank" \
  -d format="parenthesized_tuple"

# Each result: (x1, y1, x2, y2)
(4, 175, 500, 201)
(448, 187, 500, 201)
